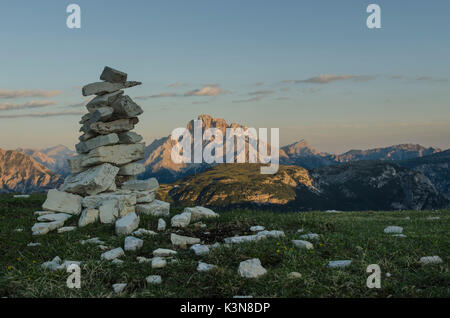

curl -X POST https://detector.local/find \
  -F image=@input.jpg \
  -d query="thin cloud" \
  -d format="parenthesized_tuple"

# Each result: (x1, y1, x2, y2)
(248, 90, 275, 96)
(0, 110, 83, 119)
(184, 85, 226, 97)
(0, 100, 57, 111)
(0, 89, 62, 99)
(232, 96, 262, 103)
(167, 82, 188, 88)
(135, 92, 178, 100)
(283, 74, 375, 84)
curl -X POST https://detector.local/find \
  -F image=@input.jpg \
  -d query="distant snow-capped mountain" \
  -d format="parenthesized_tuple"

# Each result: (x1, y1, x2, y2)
(16, 145, 75, 176)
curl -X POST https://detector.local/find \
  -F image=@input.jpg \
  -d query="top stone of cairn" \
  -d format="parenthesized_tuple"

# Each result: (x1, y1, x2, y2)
(100, 66, 127, 83)
(82, 66, 141, 96)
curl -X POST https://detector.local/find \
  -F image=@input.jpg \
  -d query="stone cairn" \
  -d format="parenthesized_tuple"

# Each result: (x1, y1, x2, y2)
(32, 66, 171, 236)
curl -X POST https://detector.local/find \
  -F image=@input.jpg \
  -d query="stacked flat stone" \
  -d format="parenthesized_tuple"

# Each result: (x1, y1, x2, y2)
(31, 67, 171, 236)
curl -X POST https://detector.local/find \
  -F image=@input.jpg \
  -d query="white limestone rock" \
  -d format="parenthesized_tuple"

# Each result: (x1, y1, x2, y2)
(170, 233, 200, 247)
(41, 256, 62, 271)
(292, 240, 314, 249)
(224, 234, 263, 244)
(80, 237, 105, 245)
(132, 228, 157, 237)
(99, 200, 119, 224)
(136, 200, 169, 217)
(197, 262, 216, 272)
(153, 248, 177, 257)
(42, 189, 82, 215)
(137, 256, 152, 263)
(115, 212, 140, 235)
(384, 226, 403, 234)
(82, 192, 136, 217)
(57, 226, 77, 233)
(184, 206, 219, 222)
(101, 247, 125, 261)
(157, 218, 166, 231)
(122, 178, 159, 192)
(250, 226, 265, 232)
(118, 162, 145, 176)
(146, 275, 162, 285)
(111, 259, 124, 265)
(68, 155, 87, 174)
(75, 133, 119, 154)
(327, 260, 352, 268)
(238, 259, 267, 278)
(257, 230, 285, 239)
(27, 242, 41, 247)
(81, 143, 145, 167)
(419, 256, 443, 265)
(190, 244, 210, 256)
(171, 212, 191, 228)
(62, 163, 119, 196)
(34, 211, 54, 216)
(37, 213, 72, 223)
(32, 220, 65, 236)
(112, 283, 127, 294)
(299, 233, 320, 240)
(151, 257, 167, 269)
(78, 209, 99, 227)
(288, 272, 302, 279)
(82, 81, 141, 96)
(124, 236, 143, 251)
(135, 191, 156, 204)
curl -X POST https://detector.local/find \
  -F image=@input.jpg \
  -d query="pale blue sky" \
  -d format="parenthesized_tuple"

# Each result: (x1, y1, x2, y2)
(0, 0, 449, 153)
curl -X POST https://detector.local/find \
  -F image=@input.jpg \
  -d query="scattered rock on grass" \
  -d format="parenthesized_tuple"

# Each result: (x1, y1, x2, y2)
(238, 258, 267, 278)
(151, 257, 167, 269)
(112, 283, 127, 294)
(299, 233, 319, 240)
(327, 260, 352, 268)
(292, 240, 314, 249)
(101, 247, 125, 260)
(184, 206, 219, 221)
(115, 212, 139, 235)
(170, 233, 200, 247)
(384, 226, 403, 234)
(57, 226, 77, 233)
(132, 228, 157, 237)
(288, 272, 302, 279)
(420, 256, 443, 265)
(171, 212, 191, 228)
(250, 226, 265, 232)
(190, 244, 210, 256)
(124, 236, 143, 251)
(197, 261, 216, 272)
(153, 248, 177, 257)
(146, 275, 162, 285)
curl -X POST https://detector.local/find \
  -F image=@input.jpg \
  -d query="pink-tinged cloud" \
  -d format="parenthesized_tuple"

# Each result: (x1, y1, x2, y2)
(184, 85, 226, 97)
(283, 74, 375, 84)
(0, 100, 57, 111)
(0, 89, 62, 99)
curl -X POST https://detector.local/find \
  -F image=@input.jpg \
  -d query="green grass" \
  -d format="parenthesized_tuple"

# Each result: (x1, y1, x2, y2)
(0, 193, 448, 298)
